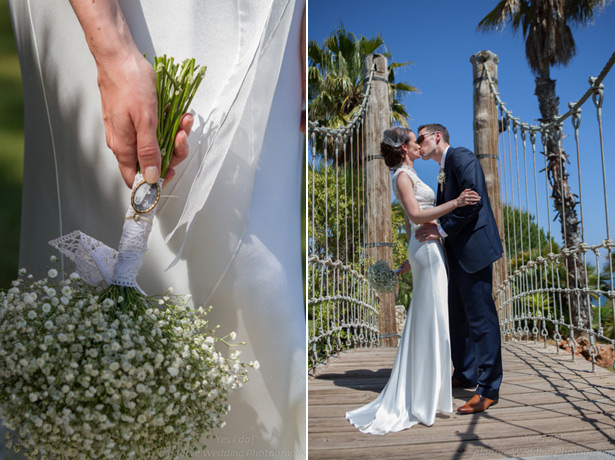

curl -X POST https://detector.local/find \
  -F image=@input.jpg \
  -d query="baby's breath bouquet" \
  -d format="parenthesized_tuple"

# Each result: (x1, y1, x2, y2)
(367, 260, 398, 293)
(0, 56, 256, 460)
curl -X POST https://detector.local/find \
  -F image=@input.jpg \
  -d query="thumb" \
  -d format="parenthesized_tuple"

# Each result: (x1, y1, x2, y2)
(136, 122, 161, 184)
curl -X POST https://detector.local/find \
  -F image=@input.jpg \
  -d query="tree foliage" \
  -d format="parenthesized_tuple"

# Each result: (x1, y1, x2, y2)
(478, 0, 611, 330)
(308, 23, 417, 130)
(477, 0, 608, 75)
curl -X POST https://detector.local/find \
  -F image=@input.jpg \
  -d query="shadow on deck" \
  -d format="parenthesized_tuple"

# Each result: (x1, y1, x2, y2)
(309, 341, 615, 459)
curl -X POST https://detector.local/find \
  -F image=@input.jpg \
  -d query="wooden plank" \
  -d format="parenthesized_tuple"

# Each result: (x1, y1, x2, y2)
(309, 397, 615, 432)
(308, 429, 615, 460)
(308, 371, 615, 393)
(309, 341, 615, 459)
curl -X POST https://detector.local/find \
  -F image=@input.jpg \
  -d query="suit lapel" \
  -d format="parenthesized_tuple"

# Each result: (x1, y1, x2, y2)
(437, 147, 452, 205)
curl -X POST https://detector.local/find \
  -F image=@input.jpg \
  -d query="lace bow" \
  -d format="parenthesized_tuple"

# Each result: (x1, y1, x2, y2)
(48, 173, 162, 293)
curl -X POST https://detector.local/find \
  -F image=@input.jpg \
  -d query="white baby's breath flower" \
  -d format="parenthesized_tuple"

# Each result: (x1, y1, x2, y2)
(367, 260, 398, 293)
(102, 298, 114, 308)
(167, 366, 179, 377)
(0, 260, 251, 460)
(47, 269, 58, 279)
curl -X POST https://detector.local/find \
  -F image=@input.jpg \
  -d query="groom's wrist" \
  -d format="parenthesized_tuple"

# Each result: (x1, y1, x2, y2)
(437, 224, 447, 238)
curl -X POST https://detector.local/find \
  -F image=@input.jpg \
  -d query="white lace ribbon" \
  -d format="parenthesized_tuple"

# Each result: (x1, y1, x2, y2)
(49, 173, 162, 292)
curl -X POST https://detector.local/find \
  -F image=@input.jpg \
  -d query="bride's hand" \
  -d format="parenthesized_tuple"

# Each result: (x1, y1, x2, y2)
(69, 0, 193, 188)
(95, 52, 193, 188)
(456, 188, 480, 207)
(394, 260, 411, 275)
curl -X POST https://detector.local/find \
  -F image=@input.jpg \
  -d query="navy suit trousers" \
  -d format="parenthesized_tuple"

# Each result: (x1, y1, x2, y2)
(447, 254, 503, 400)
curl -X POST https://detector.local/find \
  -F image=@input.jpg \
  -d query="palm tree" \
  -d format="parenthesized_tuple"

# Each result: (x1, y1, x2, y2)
(308, 23, 417, 162)
(477, 0, 609, 331)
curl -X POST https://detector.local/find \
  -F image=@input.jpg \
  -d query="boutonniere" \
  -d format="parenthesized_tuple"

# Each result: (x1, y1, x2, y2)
(438, 171, 447, 192)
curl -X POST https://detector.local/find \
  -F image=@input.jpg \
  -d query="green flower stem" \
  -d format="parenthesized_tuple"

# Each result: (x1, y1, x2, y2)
(147, 55, 206, 179)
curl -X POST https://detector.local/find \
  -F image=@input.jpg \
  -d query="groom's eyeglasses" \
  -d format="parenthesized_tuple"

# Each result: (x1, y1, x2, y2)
(417, 132, 436, 145)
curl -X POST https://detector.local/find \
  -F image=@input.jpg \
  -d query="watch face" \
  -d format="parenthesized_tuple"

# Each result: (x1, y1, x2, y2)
(131, 180, 161, 214)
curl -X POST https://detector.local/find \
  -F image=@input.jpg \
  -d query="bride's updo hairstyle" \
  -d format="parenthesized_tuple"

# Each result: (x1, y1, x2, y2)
(381, 127, 412, 168)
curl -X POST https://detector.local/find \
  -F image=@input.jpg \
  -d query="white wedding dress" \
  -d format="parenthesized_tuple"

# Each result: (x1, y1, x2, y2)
(346, 166, 452, 434)
(5, 0, 305, 458)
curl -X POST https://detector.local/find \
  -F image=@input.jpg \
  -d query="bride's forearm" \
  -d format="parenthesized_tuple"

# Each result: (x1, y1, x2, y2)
(69, 0, 139, 66)
(408, 198, 460, 225)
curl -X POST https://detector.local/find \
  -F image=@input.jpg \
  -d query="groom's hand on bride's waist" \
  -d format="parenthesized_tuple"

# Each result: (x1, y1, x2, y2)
(415, 222, 441, 242)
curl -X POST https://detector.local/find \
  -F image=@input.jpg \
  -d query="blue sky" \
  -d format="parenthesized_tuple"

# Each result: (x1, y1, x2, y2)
(308, 0, 615, 249)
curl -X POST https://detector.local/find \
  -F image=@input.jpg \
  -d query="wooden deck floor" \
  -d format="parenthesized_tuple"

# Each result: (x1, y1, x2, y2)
(309, 341, 615, 459)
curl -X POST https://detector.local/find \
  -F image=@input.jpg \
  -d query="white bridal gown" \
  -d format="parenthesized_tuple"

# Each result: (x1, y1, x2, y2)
(346, 165, 452, 434)
(5, 0, 305, 458)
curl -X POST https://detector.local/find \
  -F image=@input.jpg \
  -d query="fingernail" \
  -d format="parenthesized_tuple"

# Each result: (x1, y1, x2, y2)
(144, 166, 159, 183)
(184, 113, 194, 131)
(181, 131, 188, 146)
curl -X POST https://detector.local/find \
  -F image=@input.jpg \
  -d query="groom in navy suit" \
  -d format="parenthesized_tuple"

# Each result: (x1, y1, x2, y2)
(415, 123, 503, 414)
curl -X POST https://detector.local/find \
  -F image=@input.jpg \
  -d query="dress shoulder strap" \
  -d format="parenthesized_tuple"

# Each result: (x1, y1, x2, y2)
(395, 166, 418, 188)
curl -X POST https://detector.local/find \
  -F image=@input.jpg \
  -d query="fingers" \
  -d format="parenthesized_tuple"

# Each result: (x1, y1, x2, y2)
(134, 113, 161, 184)
(162, 167, 176, 187)
(180, 113, 194, 132)
(117, 156, 138, 188)
(105, 113, 139, 188)
(416, 234, 439, 243)
(172, 130, 189, 163)
(460, 188, 481, 205)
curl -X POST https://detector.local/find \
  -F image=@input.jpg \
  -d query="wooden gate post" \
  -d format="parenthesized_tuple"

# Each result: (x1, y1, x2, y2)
(363, 54, 397, 347)
(470, 50, 507, 302)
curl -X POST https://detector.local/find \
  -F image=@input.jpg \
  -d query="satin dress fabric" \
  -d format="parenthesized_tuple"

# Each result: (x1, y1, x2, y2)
(5, 0, 305, 457)
(345, 166, 452, 435)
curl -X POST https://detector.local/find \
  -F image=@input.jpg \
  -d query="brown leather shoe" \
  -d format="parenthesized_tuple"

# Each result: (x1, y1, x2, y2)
(452, 377, 476, 388)
(457, 394, 497, 414)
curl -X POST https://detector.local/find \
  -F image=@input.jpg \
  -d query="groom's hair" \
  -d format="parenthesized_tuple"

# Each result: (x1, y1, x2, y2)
(417, 123, 450, 143)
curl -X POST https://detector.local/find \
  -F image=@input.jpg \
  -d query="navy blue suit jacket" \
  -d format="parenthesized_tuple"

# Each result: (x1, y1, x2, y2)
(436, 146, 503, 274)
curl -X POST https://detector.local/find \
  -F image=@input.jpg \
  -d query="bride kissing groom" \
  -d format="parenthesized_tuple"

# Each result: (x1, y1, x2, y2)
(346, 123, 503, 435)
